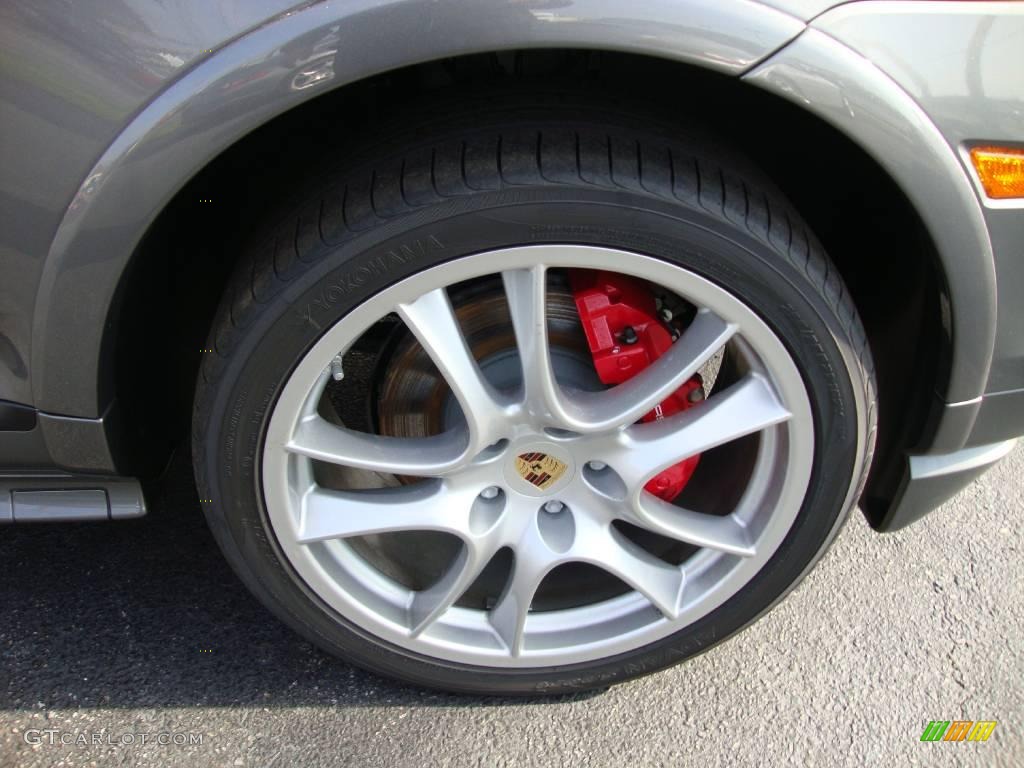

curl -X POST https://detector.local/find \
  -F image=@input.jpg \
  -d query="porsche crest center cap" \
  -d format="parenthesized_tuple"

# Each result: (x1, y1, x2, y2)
(515, 452, 568, 490)
(505, 444, 575, 497)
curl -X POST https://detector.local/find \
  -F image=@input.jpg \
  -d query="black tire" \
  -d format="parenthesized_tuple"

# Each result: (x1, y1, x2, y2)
(192, 99, 876, 695)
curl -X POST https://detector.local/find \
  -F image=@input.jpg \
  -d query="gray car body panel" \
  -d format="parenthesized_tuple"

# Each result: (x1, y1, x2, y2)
(0, 0, 307, 408)
(1, 0, 1023, 527)
(748, 2, 1024, 527)
(755, 0, 849, 19)
(745, 25, 998, 414)
(812, 1, 1024, 399)
(2, 0, 804, 417)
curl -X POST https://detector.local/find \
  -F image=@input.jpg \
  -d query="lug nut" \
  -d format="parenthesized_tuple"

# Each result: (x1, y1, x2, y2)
(543, 500, 564, 514)
(480, 486, 500, 500)
(588, 460, 607, 471)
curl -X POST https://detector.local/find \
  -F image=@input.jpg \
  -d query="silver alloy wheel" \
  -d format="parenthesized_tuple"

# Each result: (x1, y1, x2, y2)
(262, 245, 814, 667)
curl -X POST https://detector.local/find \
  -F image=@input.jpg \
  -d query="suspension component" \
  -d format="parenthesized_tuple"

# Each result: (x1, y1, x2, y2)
(570, 270, 703, 501)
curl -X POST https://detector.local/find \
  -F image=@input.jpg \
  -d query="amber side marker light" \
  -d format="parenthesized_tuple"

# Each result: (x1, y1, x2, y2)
(970, 146, 1024, 200)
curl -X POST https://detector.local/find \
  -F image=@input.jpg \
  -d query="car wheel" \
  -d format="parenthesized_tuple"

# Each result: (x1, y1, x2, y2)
(193, 104, 876, 695)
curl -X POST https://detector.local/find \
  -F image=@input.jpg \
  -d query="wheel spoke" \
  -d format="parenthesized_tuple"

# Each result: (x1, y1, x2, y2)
(604, 374, 792, 493)
(297, 480, 470, 543)
(489, 546, 553, 656)
(582, 527, 686, 618)
(567, 310, 736, 431)
(286, 415, 470, 476)
(626, 498, 755, 556)
(409, 539, 501, 636)
(397, 288, 508, 446)
(501, 266, 563, 421)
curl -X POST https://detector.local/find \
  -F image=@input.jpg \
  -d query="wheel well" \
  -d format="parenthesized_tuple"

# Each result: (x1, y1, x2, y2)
(116, 49, 942, 516)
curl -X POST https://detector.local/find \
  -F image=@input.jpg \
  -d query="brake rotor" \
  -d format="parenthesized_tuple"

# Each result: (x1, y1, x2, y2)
(377, 277, 599, 443)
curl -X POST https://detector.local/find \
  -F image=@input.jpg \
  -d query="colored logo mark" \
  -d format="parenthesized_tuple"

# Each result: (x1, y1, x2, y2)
(515, 452, 567, 490)
(920, 720, 997, 742)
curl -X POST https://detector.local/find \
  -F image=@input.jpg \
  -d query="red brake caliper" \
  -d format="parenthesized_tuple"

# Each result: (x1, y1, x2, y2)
(570, 270, 703, 502)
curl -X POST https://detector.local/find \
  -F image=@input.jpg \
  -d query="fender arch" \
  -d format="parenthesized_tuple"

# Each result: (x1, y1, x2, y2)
(745, 28, 997, 418)
(32, 0, 804, 417)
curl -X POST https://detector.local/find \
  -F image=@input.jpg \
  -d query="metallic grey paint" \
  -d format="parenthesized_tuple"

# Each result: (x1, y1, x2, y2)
(813, 1, 1024, 400)
(11, 489, 110, 522)
(798, 1, 1024, 526)
(745, 28, 997, 413)
(813, 3, 1024, 153)
(1, 0, 1023, 528)
(969, 388, 1024, 447)
(0, 0, 305, 407)
(756, 0, 848, 19)
(0, 477, 146, 523)
(873, 438, 1018, 531)
(2, 0, 804, 417)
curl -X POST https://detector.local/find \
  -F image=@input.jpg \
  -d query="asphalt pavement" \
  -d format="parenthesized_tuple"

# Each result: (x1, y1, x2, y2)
(2, 446, 1021, 767)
